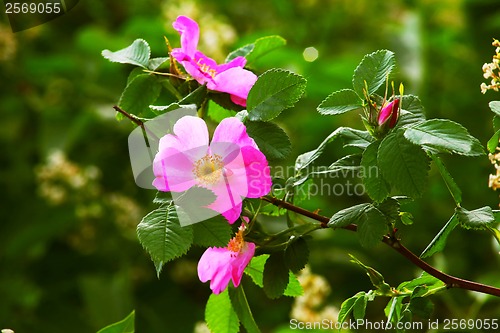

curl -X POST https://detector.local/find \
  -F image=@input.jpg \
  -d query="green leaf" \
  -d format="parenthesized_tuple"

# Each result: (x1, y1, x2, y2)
(246, 121, 292, 160)
(283, 272, 303, 297)
(409, 296, 434, 319)
(246, 35, 287, 64)
(102, 39, 151, 68)
(338, 292, 366, 325)
(400, 212, 414, 225)
(361, 141, 391, 202)
(376, 197, 401, 223)
(303, 155, 361, 181)
(147, 57, 169, 71)
(395, 95, 426, 129)
(245, 255, 302, 297)
(207, 100, 237, 123)
(489, 101, 500, 116)
(206, 289, 240, 333)
(284, 237, 309, 273)
(494, 115, 500, 131)
(179, 84, 208, 106)
(352, 50, 396, 97)
(353, 294, 368, 320)
(295, 127, 372, 174)
(420, 214, 459, 258)
(487, 129, 500, 154)
(357, 208, 389, 248)
(404, 119, 485, 156)
(97, 310, 135, 333)
(487, 226, 500, 246)
(192, 216, 232, 247)
(227, 35, 286, 64)
(328, 203, 371, 228)
(385, 297, 404, 325)
(247, 69, 306, 121)
(136, 204, 193, 277)
(119, 74, 162, 117)
(339, 128, 374, 150)
(317, 89, 362, 115)
(397, 272, 444, 293)
(226, 44, 255, 62)
(378, 131, 430, 198)
(349, 255, 392, 293)
(228, 287, 261, 333)
(456, 206, 496, 230)
(153, 192, 172, 205)
(429, 154, 462, 205)
(263, 252, 289, 299)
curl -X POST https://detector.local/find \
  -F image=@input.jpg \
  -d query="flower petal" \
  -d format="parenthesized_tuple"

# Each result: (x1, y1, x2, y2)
(152, 147, 197, 192)
(209, 180, 244, 224)
(212, 117, 258, 149)
(221, 201, 243, 224)
(172, 16, 199, 57)
(231, 242, 255, 287)
(198, 247, 233, 294)
(216, 56, 247, 72)
(241, 146, 272, 197)
(171, 116, 209, 151)
(212, 67, 257, 107)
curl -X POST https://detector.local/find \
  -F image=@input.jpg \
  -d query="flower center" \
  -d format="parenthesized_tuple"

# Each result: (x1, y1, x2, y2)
(196, 59, 217, 78)
(193, 154, 224, 186)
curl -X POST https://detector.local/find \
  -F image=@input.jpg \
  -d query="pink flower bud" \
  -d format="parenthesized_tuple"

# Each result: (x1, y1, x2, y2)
(377, 99, 400, 128)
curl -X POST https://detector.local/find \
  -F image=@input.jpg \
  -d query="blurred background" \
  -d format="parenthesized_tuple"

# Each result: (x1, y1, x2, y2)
(1, 0, 500, 332)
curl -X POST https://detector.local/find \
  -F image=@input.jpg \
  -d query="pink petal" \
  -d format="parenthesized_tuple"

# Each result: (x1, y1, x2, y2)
(216, 56, 247, 72)
(230, 95, 247, 107)
(152, 148, 197, 192)
(172, 16, 199, 57)
(208, 180, 244, 224)
(198, 247, 233, 294)
(221, 201, 243, 224)
(212, 67, 257, 106)
(241, 146, 272, 197)
(212, 117, 258, 149)
(230, 242, 255, 287)
(170, 116, 209, 151)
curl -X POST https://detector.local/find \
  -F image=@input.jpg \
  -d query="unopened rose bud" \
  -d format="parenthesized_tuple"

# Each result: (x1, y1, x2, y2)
(377, 98, 400, 129)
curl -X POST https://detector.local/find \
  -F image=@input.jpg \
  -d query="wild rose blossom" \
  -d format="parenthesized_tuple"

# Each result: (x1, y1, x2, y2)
(171, 16, 257, 106)
(152, 116, 271, 224)
(198, 224, 255, 294)
(377, 98, 400, 129)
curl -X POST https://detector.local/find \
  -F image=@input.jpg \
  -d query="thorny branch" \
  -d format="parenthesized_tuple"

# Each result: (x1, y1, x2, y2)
(262, 195, 500, 297)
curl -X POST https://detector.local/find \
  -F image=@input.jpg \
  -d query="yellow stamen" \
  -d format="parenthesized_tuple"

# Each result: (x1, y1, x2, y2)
(227, 226, 246, 253)
(193, 154, 224, 186)
(197, 59, 217, 78)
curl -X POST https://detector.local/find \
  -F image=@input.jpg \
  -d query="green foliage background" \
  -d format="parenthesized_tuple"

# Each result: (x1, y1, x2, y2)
(1, 0, 500, 331)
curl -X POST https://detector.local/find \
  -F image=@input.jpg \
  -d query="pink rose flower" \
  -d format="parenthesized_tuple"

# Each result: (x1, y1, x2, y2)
(171, 16, 257, 107)
(152, 116, 271, 224)
(198, 225, 256, 294)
